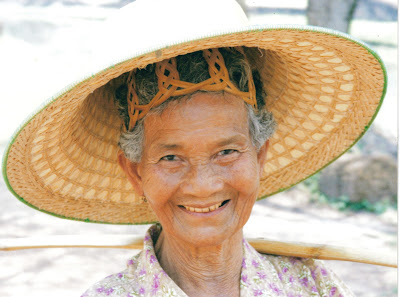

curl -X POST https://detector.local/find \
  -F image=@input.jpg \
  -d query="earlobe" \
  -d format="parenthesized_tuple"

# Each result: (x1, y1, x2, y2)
(257, 140, 269, 176)
(117, 150, 144, 196)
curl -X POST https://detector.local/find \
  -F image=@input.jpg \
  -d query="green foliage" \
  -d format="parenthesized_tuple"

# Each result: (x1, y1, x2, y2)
(302, 173, 397, 214)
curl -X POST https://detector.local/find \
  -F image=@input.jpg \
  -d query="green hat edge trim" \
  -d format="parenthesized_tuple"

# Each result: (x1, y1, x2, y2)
(2, 24, 388, 224)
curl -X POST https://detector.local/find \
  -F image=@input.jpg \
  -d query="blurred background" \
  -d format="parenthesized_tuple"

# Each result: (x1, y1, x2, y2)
(0, 0, 397, 296)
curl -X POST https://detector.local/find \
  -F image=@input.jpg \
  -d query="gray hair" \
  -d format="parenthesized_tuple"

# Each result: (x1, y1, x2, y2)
(116, 48, 276, 162)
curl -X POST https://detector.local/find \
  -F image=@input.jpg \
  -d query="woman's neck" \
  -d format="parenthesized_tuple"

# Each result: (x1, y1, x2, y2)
(154, 229, 244, 297)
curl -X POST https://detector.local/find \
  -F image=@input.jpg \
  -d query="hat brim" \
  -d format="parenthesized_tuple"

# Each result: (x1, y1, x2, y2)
(3, 25, 387, 224)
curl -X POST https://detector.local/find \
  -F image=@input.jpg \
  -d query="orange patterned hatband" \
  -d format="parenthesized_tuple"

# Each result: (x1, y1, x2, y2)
(126, 48, 257, 131)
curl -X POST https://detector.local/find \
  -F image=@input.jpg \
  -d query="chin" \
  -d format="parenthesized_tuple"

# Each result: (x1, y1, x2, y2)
(174, 218, 247, 248)
(187, 229, 242, 247)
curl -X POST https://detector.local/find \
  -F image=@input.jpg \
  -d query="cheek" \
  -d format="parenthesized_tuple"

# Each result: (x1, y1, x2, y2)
(141, 165, 183, 205)
(227, 155, 260, 194)
(228, 156, 260, 220)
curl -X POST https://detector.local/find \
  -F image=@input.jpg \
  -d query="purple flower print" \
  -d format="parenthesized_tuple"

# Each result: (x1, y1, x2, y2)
(244, 240, 251, 250)
(80, 293, 88, 297)
(299, 277, 309, 287)
(278, 273, 283, 281)
(118, 273, 124, 278)
(282, 267, 288, 274)
(96, 287, 105, 293)
(256, 271, 266, 280)
(321, 268, 328, 277)
(152, 274, 160, 294)
(241, 274, 248, 284)
(127, 259, 134, 266)
(139, 268, 146, 276)
(105, 288, 114, 295)
(311, 286, 318, 293)
(252, 259, 260, 268)
(311, 268, 317, 280)
(144, 235, 150, 241)
(330, 287, 337, 296)
(253, 289, 263, 296)
(289, 275, 295, 283)
(139, 287, 145, 295)
(339, 295, 344, 297)
(242, 258, 247, 269)
(149, 255, 157, 264)
(126, 293, 134, 297)
(269, 283, 282, 295)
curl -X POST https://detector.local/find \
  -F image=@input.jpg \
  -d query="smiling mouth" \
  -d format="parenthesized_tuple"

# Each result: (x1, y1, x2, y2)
(179, 200, 230, 213)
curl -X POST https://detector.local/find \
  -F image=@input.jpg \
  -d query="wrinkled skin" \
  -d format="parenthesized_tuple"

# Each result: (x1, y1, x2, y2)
(118, 92, 269, 297)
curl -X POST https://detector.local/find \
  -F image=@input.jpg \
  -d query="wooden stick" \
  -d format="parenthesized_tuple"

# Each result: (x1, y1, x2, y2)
(248, 238, 397, 268)
(0, 235, 396, 268)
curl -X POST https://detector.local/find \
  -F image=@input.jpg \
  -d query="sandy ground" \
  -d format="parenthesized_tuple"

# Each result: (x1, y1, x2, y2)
(0, 1, 398, 296)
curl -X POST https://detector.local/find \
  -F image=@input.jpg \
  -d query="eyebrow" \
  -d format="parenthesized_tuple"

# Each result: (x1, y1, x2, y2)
(155, 143, 182, 150)
(216, 135, 247, 147)
(152, 135, 247, 152)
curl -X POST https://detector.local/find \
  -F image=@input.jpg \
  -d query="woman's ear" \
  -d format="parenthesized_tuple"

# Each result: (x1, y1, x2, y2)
(117, 150, 144, 196)
(257, 140, 269, 176)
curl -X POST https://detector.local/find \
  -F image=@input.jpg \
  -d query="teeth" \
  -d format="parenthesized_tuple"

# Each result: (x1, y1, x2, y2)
(183, 201, 225, 213)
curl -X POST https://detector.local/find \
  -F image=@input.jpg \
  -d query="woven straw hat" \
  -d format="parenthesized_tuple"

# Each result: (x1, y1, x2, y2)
(3, 0, 386, 224)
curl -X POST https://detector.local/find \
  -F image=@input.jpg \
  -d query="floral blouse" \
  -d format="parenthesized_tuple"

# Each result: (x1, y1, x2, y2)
(81, 225, 354, 297)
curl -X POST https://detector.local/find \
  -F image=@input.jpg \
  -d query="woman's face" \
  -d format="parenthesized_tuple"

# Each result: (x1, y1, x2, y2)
(121, 92, 268, 246)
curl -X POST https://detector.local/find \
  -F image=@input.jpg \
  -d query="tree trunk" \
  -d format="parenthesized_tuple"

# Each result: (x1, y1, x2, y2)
(307, 0, 359, 33)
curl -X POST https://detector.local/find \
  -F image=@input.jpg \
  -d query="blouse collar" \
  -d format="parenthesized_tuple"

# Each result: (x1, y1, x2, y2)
(126, 224, 285, 297)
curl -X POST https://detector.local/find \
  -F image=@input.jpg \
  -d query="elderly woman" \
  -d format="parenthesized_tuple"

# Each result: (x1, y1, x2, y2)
(3, 0, 386, 296)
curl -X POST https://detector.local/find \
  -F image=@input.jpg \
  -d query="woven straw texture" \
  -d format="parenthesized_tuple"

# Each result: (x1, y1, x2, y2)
(4, 28, 386, 224)
(126, 48, 257, 130)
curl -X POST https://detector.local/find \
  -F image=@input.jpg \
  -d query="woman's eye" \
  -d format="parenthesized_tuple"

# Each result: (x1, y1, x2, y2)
(218, 149, 238, 156)
(160, 155, 178, 161)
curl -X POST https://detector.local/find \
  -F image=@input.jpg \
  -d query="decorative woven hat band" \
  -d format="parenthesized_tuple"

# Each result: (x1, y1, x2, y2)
(126, 48, 257, 130)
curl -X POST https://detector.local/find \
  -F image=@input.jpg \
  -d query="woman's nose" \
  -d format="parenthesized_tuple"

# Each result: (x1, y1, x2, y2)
(180, 163, 224, 197)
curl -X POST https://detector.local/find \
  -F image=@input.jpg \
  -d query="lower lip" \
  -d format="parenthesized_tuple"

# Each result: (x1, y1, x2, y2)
(178, 200, 230, 216)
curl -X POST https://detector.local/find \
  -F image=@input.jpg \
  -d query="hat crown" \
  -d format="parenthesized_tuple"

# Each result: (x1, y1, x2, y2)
(91, 0, 249, 71)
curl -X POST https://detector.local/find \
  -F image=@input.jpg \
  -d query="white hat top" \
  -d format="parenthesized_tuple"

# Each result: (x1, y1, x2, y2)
(90, 0, 249, 72)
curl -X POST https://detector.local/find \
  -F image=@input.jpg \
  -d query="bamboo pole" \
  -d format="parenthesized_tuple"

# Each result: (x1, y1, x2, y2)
(248, 238, 397, 268)
(0, 235, 396, 268)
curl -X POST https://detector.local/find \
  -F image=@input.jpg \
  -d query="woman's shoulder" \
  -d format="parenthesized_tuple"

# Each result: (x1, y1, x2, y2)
(261, 252, 329, 270)
(258, 253, 355, 296)
(80, 270, 135, 297)
(80, 254, 142, 297)
(260, 253, 334, 278)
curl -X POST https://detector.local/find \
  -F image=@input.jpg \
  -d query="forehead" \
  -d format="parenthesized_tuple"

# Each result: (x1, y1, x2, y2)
(143, 92, 250, 147)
